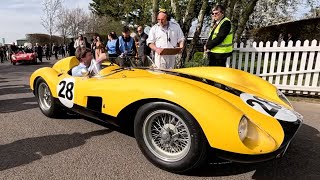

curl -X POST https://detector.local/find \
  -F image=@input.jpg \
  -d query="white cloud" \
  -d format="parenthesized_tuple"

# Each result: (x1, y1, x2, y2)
(0, 0, 92, 44)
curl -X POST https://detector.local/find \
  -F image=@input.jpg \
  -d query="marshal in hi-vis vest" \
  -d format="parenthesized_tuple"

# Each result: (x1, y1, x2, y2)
(210, 17, 233, 54)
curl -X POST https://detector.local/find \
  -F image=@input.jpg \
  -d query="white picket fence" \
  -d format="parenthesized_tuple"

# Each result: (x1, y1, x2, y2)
(226, 40, 320, 96)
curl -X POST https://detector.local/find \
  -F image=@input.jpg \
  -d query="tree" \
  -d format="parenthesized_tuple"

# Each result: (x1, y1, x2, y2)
(304, 6, 320, 18)
(151, 0, 159, 24)
(68, 8, 89, 37)
(90, 0, 153, 25)
(56, 8, 70, 43)
(185, 0, 209, 62)
(41, 0, 63, 43)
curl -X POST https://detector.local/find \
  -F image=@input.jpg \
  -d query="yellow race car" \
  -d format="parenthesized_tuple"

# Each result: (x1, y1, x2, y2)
(29, 56, 303, 173)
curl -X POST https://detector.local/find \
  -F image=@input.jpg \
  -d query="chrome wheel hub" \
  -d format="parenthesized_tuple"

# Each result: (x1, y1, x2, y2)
(38, 82, 52, 111)
(142, 110, 191, 162)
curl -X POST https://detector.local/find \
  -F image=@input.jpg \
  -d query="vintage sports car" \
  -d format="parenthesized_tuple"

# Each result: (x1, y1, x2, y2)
(29, 56, 303, 173)
(12, 51, 37, 65)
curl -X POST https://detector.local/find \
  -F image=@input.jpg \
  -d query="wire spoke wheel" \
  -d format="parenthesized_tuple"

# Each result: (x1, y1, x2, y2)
(142, 110, 191, 162)
(38, 82, 52, 111)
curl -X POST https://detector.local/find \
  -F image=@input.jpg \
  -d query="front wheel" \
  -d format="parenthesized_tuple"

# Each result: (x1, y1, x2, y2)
(134, 102, 207, 173)
(35, 78, 64, 118)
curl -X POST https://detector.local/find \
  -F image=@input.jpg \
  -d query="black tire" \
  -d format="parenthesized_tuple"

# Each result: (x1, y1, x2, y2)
(35, 78, 64, 118)
(134, 102, 207, 173)
(12, 62, 16, 65)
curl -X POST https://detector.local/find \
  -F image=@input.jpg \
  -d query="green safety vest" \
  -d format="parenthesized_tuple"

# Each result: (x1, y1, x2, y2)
(210, 17, 233, 54)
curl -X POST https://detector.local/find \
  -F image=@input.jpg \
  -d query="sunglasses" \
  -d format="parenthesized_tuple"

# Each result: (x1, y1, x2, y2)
(211, 12, 220, 15)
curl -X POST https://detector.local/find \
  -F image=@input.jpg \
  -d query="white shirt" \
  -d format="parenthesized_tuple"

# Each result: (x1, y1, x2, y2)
(147, 21, 185, 69)
(147, 21, 184, 49)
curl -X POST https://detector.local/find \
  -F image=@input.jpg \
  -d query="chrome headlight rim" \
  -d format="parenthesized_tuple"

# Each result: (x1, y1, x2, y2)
(238, 116, 248, 141)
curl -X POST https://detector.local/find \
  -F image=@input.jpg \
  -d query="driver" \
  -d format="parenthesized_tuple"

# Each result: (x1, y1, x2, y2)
(71, 47, 107, 77)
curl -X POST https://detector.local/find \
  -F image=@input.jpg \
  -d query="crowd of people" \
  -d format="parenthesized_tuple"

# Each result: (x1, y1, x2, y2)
(2, 5, 235, 70)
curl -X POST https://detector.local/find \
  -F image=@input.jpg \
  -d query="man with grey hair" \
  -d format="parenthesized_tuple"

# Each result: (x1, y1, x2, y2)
(147, 9, 184, 69)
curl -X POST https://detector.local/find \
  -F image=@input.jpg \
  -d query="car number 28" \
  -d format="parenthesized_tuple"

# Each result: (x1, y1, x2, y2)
(57, 78, 75, 108)
(240, 93, 298, 122)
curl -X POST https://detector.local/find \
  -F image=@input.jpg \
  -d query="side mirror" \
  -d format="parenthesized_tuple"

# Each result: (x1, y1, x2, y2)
(81, 68, 89, 77)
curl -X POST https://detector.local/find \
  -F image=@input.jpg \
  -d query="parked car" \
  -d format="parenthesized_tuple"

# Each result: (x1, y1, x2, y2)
(29, 56, 303, 173)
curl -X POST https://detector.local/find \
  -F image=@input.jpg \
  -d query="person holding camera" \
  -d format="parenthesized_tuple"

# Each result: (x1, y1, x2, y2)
(147, 9, 185, 69)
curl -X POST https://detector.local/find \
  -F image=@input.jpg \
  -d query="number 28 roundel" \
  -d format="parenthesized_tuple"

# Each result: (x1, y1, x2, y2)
(240, 93, 299, 122)
(57, 78, 75, 108)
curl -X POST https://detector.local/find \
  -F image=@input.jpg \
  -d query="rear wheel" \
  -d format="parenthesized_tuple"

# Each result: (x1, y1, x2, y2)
(134, 102, 207, 173)
(12, 62, 16, 65)
(35, 78, 64, 118)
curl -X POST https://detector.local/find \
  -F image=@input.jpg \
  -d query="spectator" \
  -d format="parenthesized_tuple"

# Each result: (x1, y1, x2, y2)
(116, 26, 137, 67)
(52, 43, 59, 60)
(68, 38, 76, 56)
(34, 43, 43, 62)
(285, 33, 295, 46)
(277, 33, 284, 46)
(61, 44, 66, 57)
(91, 34, 97, 59)
(74, 34, 85, 48)
(204, 5, 233, 67)
(0, 46, 4, 63)
(44, 44, 50, 60)
(136, 26, 151, 66)
(106, 32, 118, 59)
(95, 35, 105, 59)
(147, 9, 185, 69)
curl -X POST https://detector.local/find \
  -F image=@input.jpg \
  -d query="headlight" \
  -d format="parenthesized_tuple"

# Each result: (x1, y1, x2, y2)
(277, 89, 292, 108)
(238, 116, 248, 141)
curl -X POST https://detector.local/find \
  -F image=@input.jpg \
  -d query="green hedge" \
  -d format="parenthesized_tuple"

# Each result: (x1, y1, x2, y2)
(184, 52, 209, 67)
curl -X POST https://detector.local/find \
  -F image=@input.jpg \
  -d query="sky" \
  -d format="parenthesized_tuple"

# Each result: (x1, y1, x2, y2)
(0, 0, 92, 44)
(0, 0, 315, 44)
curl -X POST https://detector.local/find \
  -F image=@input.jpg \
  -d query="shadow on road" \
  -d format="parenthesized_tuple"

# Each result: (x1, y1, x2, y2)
(0, 85, 32, 96)
(187, 124, 320, 179)
(0, 129, 113, 171)
(0, 97, 38, 113)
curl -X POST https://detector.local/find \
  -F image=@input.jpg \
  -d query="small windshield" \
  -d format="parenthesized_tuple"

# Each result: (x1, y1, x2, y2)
(100, 55, 156, 70)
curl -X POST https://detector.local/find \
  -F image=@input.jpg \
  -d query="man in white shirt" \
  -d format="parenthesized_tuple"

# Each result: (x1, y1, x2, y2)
(147, 9, 185, 69)
(71, 47, 106, 77)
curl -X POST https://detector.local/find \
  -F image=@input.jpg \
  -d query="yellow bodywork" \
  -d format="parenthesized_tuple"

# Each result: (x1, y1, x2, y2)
(30, 57, 289, 155)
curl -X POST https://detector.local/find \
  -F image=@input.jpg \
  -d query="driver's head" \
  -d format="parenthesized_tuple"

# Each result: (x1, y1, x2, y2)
(122, 26, 131, 38)
(76, 47, 93, 67)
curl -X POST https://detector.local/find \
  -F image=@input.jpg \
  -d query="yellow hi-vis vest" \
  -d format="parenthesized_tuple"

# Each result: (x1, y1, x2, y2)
(210, 17, 233, 54)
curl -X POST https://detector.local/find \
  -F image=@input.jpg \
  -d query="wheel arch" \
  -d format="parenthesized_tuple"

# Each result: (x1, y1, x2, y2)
(116, 98, 207, 140)
(30, 67, 59, 97)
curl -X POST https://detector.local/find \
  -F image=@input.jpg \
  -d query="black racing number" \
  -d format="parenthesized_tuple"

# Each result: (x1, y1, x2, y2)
(246, 96, 281, 117)
(66, 82, 74, 100)
(58, 81, 74, 100)
(58, 81, 66, 98)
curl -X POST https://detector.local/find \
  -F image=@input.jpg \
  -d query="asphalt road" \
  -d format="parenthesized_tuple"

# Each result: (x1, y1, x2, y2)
(0, 59, 319, 180)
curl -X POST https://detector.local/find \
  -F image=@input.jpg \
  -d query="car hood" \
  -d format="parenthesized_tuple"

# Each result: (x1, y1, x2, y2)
(171, 67, 278, 102)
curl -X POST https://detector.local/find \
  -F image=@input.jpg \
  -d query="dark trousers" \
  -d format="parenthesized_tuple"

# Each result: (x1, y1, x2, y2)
(38, 54, 42, 62)
(208, 52, 227, 67)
